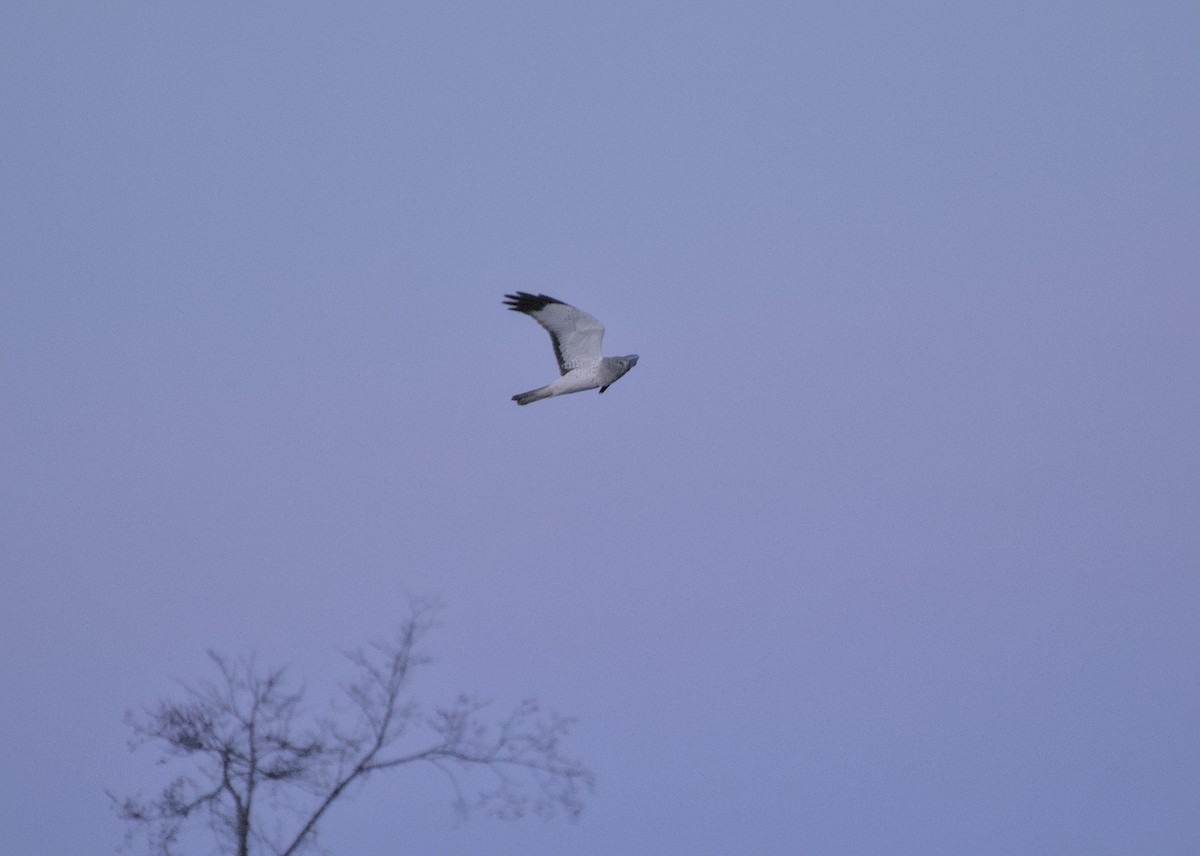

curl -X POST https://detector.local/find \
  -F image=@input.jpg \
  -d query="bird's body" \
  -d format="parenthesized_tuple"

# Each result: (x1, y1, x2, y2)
(503, 292, 639, 405)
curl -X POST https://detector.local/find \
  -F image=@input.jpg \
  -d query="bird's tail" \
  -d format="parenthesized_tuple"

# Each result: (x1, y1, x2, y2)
(512, 386, 553, 406)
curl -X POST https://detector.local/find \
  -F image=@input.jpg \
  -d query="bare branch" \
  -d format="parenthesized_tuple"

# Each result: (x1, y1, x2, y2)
(114, 604, 593, 856)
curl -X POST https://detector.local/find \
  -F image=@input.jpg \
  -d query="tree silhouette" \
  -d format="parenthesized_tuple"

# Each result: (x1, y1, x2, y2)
(112, 604, 592, 855)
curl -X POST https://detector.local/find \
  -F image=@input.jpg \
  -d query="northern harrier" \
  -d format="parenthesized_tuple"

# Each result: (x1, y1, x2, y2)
(503, 292, 639, 405)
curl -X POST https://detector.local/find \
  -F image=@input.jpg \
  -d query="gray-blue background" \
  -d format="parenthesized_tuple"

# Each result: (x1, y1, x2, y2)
(3, 3, 1197, 853)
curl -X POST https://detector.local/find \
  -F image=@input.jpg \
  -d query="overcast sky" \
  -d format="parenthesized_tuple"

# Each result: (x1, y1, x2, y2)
(2, 2, 1198, 854)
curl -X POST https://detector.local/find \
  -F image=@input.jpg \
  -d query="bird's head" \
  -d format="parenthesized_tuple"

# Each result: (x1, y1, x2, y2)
(599, 355, 639, 394)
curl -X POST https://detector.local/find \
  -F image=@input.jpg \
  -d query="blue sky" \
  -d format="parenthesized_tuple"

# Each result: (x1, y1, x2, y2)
(2, 2, 1198, 854)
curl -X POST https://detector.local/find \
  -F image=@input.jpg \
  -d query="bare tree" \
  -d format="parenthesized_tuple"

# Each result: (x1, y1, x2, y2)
(112, 604, 593, 856)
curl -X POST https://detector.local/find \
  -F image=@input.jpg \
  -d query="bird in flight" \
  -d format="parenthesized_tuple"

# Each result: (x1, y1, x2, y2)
(504, 292, 639, 405)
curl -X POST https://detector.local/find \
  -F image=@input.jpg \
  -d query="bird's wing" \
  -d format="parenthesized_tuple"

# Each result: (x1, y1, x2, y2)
(503, 292, 605, 375)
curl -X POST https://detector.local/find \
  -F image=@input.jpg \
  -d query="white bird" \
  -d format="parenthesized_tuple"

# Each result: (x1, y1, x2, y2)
(504, 292, 639, 406)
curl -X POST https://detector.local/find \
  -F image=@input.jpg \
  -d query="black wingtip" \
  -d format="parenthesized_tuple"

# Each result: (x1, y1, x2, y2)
(503, 292, 565, 314)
